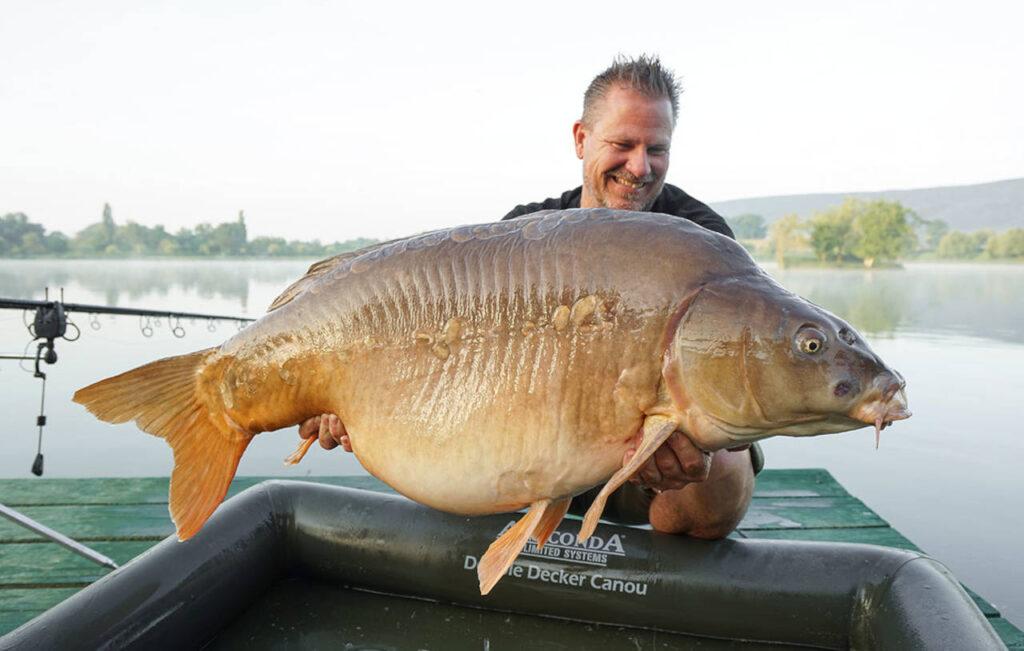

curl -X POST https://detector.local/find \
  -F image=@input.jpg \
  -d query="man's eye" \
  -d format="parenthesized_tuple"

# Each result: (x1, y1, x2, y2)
(648, 147, 668, 156)
(611, 142, 630, 151)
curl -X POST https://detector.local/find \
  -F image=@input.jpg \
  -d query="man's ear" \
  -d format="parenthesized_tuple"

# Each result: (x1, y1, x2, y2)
(572, 120, 586, 159)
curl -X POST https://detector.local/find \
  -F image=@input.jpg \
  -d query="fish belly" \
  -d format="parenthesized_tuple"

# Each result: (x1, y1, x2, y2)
(331, 311, 663, 514)
(351, 420, 627, 515)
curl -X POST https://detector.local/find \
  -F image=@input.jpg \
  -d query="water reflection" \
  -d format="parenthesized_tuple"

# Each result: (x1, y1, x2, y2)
(0, 259, 312, 312)
(765, 263, 1024, 344)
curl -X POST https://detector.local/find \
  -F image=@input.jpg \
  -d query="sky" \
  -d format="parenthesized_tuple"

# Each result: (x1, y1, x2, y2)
(2, 1, 1022, 242)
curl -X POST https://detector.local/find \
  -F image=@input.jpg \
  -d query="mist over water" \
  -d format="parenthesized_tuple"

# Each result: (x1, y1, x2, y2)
(1, 258, 1021, 626)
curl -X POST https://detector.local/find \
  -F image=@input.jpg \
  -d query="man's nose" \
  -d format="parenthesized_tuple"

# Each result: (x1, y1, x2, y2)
(625, 148, 651, 178)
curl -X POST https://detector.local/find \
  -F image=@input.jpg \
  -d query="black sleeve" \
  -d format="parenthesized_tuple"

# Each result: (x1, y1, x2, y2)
(684, 208, 735, 240)
(658, 184, 736, 240)
(688, 209, 737, 240)
(501, 197, 562, 221)
(502, 188, 581, 221)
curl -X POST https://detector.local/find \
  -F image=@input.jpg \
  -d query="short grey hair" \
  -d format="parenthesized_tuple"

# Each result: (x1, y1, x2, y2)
(581, 54, 681, 127)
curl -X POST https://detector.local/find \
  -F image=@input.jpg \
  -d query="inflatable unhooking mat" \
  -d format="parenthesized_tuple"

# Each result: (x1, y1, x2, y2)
(0, 481, 1005, 650)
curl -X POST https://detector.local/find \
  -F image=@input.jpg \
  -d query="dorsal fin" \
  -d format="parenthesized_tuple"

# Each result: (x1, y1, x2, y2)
(265, 218, 538, 313)
(266, 239, 395, 312)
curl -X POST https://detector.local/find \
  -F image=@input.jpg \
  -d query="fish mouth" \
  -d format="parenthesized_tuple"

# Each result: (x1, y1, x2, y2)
(850, 376, 911, 448)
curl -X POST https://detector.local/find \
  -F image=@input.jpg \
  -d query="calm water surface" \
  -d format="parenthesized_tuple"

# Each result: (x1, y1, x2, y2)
(1, 259, 1021, 626)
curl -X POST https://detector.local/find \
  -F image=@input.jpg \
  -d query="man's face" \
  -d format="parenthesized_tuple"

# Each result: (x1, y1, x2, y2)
(573, 85, 673, 211)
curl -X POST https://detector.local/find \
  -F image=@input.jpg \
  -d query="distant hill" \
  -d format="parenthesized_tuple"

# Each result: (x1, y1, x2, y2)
(710, 177, 1024, 231)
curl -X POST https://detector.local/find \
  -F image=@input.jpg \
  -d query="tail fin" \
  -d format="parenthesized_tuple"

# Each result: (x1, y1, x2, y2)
(73, 349, 251, 540)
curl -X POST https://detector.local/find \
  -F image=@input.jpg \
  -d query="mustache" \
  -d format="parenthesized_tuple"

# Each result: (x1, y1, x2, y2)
(610, 170, 656, 184)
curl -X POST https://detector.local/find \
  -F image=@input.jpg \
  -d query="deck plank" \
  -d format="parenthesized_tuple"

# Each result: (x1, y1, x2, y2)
(740, 526, 920, 550)
(0, 541, 153, 586)
(0, 475, 393, 507)
(748, 468, 851, 498)
(990, 618, 1024, 650)
(0, 504, 174, 542)
(739, 496, 886, 530)
(0, 587, 82, 638)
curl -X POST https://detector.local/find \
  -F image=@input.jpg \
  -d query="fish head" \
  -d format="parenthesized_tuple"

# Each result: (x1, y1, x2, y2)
(664, 274, 910, 450)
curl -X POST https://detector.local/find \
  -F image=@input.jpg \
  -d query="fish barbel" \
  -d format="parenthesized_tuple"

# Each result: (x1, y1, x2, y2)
(74, 209, 910, 594)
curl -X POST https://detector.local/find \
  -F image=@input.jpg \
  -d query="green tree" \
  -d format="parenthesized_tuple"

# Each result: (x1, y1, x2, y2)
(157, 238, 181, 256)
(19, 232, 48, 255)
(769, 214, 806, 268)
(809, 200, 858, 263)
(101, 203, 115, 241)
(727, 214, 767, 240)
(937, 231, 976, 258)
(921, 219, 949, 251)
(905, 212, 944, 253)
(1, 213, 43, 255)
(851, 200, 915, 267)
(45, 231, 70, 255)
(173, 226, 200, 255)
(116, 221, 155, 255)
(970, 229, 993, 255)
(73, 203, 118, 255)
(1, 212, 70, 257)
(249, 236, 288, 256)
(325, 238, 378, 255)
(209, 219, 247, 255)
(985, 229, 1024, 259)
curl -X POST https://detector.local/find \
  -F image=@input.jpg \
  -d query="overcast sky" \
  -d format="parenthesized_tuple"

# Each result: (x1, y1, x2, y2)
(2, 1, 1022, 241)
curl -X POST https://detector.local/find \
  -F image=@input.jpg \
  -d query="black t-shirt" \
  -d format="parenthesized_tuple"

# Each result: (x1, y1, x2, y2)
(501, 183, 735, 240)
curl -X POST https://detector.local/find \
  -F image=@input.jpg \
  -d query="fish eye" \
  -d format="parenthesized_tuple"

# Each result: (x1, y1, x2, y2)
(795, 327, 827, 355)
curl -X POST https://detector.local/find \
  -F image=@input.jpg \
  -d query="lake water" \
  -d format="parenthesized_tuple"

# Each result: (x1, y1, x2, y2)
(1, 258, 1022, 627)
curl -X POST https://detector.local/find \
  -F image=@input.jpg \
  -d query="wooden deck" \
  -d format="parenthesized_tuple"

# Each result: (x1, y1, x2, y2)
(1, 470, 1021, 647)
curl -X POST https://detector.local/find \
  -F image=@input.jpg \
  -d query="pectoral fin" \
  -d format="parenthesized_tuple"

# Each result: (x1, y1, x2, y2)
(478, 498, 567, 595)
(284, 436, 316, 465)
(578, 414, 679, 543)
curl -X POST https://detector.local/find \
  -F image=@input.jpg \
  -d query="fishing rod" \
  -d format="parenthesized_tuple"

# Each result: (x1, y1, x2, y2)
(1, 288, 254, 476)
(0, 288, 253, 570)
(0, 297, 252, 321)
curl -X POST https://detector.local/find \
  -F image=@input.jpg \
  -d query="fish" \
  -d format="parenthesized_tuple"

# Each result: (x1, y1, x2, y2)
(73, 209, 910, 595)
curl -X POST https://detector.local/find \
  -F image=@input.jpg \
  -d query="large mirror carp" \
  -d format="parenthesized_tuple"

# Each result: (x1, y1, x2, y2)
(75, 209, 910, 594)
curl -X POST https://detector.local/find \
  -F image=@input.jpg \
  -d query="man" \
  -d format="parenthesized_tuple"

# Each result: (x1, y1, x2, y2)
(300, 55, 760, 539)
(502, 55, 760, 537)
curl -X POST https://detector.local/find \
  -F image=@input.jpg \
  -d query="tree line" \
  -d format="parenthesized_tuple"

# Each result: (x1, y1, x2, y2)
(0, 204, 378, 258)
(726, 199, 1024, 268)
(5, 201, 1021, 264)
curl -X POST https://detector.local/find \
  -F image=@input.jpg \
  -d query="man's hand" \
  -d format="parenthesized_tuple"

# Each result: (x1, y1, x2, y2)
(298, 414, 352, 452)
(623, 429, 713, 492)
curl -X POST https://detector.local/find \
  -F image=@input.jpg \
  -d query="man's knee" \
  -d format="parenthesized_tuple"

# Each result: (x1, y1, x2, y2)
(684, 493, 750, 539)
(649, 448, 755, 537)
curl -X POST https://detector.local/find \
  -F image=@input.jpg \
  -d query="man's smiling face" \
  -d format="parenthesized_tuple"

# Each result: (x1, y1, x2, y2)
(574, 84, 674, 211)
